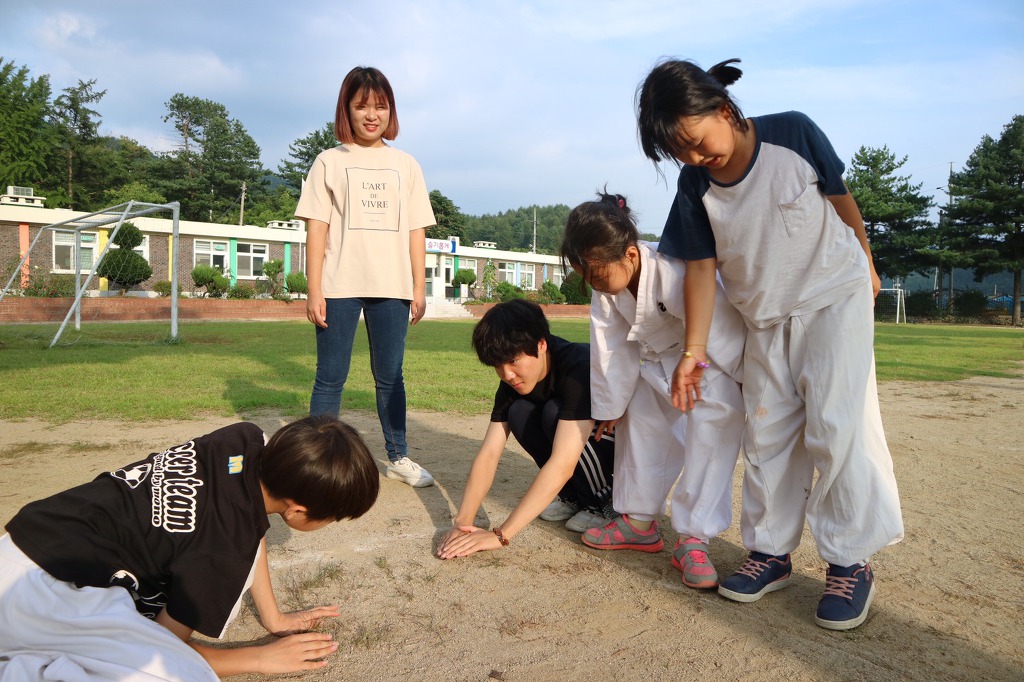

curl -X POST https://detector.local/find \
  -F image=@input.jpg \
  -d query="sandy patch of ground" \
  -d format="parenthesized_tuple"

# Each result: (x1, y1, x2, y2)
(0, 376, 1021, 681)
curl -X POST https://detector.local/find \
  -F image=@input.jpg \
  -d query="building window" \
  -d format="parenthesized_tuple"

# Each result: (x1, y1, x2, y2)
(195, 240, 229, 272)
(53, 230, 96, 272)
(131, 235, 150, 262)
(460, 258, 477, 275)
(236, 242, 268, 277)
(500, 261, 516, 284)
(521, 268, 535, 290)
(550, 265, 565, 287)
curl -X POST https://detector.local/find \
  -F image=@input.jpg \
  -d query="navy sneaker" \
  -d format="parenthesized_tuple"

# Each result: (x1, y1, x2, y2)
(717, 551, 792, 603)
(815, 563, 876, 630)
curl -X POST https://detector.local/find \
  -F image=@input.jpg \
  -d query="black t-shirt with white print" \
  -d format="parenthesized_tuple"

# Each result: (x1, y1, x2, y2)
(5, 422, 270, 638)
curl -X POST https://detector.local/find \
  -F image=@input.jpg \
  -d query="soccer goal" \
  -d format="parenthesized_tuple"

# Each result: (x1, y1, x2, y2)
(0, 200, 181, 347)
(875, 288, 906, 324)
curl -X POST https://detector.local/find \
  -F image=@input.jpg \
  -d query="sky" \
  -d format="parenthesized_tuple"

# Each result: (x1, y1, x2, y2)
(3, 0, 1023, 234)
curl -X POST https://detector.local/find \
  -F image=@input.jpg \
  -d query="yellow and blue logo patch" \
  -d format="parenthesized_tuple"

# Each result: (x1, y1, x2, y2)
(228, 455, 244, 474)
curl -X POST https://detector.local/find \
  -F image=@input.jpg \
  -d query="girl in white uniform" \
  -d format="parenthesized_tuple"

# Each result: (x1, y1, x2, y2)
(637, 58, 903, 630)
(560, 192, 746, 588)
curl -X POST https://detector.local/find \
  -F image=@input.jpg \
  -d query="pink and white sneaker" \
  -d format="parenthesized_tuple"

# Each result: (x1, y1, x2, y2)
(671, 537, 719, 589)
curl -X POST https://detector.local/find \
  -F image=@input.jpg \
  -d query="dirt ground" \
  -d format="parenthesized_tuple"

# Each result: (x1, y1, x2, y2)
(0, 376, 1021, 681)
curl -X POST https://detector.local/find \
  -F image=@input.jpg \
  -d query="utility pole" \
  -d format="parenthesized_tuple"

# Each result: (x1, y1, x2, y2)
(935, 162, 955, 310)
(239, 181, 247, 226)
(531, 207, 537, 254)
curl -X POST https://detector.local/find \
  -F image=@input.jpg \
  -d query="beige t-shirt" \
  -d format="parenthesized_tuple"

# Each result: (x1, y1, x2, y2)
(295, 144, 435, 299)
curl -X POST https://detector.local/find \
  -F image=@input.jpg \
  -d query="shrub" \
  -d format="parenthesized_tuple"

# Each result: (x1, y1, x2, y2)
(22, 271, 78, 297)
(227, 282, 257, 299)
(495, 281, 525, 302)
(152, 280, 178, 297)
(952, 289, 988, 318)
(111, 222, 144, 250)
(192, 265, 228, 298)
(96, 248, 152, 295)
(262, 259, 285, 298)
(560, 271, 591, 305)
(286, 271, 308, 296)
(96, 222, 152, 295)
(451, 269, 477, 288)
(905, 291, 940, 319)
(539, 280, 566, 305)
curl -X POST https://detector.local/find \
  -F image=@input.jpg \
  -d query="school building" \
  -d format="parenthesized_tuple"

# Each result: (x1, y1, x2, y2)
(0, 186, 566, 301)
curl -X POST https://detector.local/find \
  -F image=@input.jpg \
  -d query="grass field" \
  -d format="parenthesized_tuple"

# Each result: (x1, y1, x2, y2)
(0, 320, 1021, 422)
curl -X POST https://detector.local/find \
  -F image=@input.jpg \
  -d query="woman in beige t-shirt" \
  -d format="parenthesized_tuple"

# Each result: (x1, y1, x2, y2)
(296, 66, 436, 489)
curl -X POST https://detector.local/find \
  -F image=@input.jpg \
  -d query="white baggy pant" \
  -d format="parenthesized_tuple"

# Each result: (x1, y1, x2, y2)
(0, 535, 218, 682)
(741, 285, 904, 565)
(612, 357, 743, 539)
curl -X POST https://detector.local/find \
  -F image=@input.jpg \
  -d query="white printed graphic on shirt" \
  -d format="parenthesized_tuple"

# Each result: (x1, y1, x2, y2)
(112, 462, 152, 489)
(346, 167, 400, 231)
(149, 440, 204, 534)
(109, 568, 167, 617)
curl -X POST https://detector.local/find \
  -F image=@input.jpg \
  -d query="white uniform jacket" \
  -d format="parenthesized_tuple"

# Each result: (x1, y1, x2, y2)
(590, 242, 745, 421)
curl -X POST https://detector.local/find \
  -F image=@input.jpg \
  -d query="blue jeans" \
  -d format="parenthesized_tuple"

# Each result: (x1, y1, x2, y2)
(310, 297, 410, 462)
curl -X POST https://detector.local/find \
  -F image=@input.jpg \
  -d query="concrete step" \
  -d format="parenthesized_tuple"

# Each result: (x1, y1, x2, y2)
(423, 301, 475, 319)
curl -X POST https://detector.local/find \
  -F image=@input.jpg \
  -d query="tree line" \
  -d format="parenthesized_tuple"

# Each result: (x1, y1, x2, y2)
(2, 58, 1020, 322)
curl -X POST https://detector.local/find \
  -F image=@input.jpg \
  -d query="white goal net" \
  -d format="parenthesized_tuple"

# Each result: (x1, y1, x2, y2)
(0, 201, 181, 346)
(875, 288, 906, 324)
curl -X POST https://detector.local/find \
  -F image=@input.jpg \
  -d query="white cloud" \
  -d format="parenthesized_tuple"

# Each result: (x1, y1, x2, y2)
(36, 12, 97, 47)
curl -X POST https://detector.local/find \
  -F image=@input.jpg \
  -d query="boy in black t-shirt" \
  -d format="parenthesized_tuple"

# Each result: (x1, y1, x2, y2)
(438, 299, 616, 559)
(1, 415, 379, 680)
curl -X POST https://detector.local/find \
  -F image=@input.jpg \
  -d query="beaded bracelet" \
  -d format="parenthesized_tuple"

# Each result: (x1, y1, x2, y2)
(682, 350, 711, 370)
(492, 527, 510, 546)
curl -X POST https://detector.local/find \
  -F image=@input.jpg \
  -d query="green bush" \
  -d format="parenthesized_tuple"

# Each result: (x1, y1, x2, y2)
(111, 222, 144, 250)
(952, 290, 988, 318)
(151, 280, 178, 297)
(539, 280, 566, 305)
(262, 259, 284, 298)
(451, 269, 477, 288)
(96, 222, 152, 295)
(22, 271, 78, 297)
(560, 271, 591, 305)
(495, 281, 525, 302)
(906, 290, 940, 319)
(286, 271, 308, 296)
(191, 265, 228, 298)
(227, 283, 256, 299)
(96, 248, 152, 295)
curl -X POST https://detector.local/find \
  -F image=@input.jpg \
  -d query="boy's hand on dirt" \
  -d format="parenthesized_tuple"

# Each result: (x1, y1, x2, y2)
(256, 632, 338, 673)
(265, 605, 341, 636)
(437, 526, 500, 559)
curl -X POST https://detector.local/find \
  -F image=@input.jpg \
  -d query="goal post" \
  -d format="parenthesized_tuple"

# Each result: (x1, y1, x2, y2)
(0, 200, 180, 346)
(875, 287, 906, 324)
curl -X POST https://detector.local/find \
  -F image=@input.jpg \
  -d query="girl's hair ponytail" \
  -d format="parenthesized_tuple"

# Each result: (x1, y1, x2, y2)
(707, 58, 744, 88)
(560, 189, 640, 287)
(636, 57, 747, 166)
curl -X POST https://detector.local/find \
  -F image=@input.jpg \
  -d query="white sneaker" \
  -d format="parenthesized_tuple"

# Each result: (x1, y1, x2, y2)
(385, 457, 435, 488)
(565, 509, 615, 533)
(539, 496, 579, 521)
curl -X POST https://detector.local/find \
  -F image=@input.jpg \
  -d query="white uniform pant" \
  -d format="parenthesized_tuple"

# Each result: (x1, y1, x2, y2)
(613, 359, 743, 539)
(0, 535, 218, 682)
(741, 285, 904, 565)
